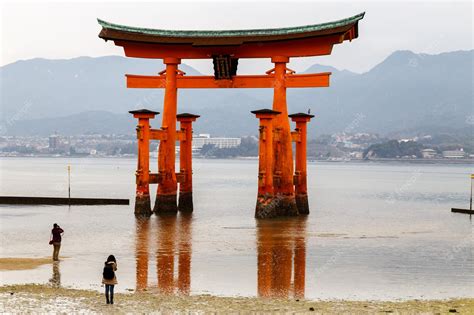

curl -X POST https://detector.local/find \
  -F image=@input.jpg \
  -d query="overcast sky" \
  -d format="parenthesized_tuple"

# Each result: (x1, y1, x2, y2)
(1, 0, 472, 74)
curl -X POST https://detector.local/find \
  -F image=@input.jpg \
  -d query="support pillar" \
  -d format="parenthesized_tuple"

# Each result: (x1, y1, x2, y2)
(289, 113, 314, 215)
(155, 58, 181, 214)
(251, 109, 280, 219)
(271, 56, 298, 216)
(177, 113, 200, 212)
(129, 109, 159, 216)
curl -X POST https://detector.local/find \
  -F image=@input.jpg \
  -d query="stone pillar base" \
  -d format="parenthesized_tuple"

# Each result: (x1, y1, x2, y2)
(178, 192, 193, 213)
(255, 194, 278, 219)
(275, 194, 299, 217)
(134, 195, 152, 216)
(154, 194, 178, 214)
(295, 194, 309, 215)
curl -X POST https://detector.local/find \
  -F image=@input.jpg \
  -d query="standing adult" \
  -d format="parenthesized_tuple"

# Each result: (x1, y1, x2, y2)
(102, 255, 118, 304)
(50, 223, 64, 261)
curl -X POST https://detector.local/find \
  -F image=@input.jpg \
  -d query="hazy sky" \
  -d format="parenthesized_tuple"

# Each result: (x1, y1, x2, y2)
(1, 0, 472, 74)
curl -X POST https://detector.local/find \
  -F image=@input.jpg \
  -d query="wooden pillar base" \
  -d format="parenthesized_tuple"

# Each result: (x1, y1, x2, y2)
(178, 192, 193, 213)
(255, 194, 278, 219)
(275, 194, 299, 217)
(134, 195, 152, 216)
(295, 194, 309, 215)
(154, 194, 178, 214)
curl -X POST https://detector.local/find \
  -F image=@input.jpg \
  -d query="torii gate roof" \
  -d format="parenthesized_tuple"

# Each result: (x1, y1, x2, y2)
(98, 13, 363, 45)
(97, 12, 364, 59)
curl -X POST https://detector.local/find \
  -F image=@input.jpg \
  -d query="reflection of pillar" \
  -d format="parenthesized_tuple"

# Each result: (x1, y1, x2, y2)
(252, 109, 280, 219)
(256, 218, 307, 299)
(129, 109, 159, 215)
(157, 215, 177, 294)
(293, 227, 306, 299)
(177, 214, 192, 295)
(155, 58, 181, 214)
(257, 220, 273, 297)
(177, 113, 200, 212)
(135, 217, 150, 291)
(272, 227, 292, 298)
(271, 56, 298, 217)
(289, 113, 314, 215)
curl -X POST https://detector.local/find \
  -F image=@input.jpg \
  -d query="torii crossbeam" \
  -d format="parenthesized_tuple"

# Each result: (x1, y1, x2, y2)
(98, 12, 364, 217)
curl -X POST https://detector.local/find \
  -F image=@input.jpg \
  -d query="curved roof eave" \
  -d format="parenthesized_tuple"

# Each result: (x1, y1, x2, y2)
(97, 12, 364, 42)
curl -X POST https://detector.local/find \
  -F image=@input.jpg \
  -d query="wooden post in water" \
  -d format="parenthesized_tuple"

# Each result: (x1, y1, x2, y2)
(470, 174, 473, 211)
(177, 113, 199, 212)
(67, 165, 71, 206)
(252, 109, 280, 219)
(451, 174, 474, 215)
(129, 109, 159, 216)
(289, 113, 314, 215)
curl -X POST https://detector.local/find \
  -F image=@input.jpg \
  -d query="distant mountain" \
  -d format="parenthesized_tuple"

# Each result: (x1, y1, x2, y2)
(6, 111, 134, 136)
(1, 51, 472, 137)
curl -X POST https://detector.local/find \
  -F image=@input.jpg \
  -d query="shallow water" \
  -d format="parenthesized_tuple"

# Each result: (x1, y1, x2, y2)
(0, 157, 473, 300)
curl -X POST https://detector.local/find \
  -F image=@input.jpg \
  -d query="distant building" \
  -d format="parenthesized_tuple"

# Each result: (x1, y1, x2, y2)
(49, 134, 59, 149)
(442, 150, 465, 158)
(192, 134, 241, 149)
(350, 151, 363, 159)
(421, 148, 437, 159)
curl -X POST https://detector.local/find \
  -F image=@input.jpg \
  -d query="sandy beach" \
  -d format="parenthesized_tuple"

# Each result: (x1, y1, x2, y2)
(0, 284, 473, 314)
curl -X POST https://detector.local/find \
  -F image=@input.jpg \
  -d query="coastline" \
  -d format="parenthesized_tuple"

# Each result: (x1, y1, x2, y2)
(1, 284, 473, 314)
(0, 155, 472, 165)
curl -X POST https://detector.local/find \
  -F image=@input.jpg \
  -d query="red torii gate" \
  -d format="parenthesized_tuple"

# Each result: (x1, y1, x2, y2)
(98, 12, 364, 218)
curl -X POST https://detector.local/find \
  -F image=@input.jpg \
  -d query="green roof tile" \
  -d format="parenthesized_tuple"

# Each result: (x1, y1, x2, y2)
(97, 12, 364, 38)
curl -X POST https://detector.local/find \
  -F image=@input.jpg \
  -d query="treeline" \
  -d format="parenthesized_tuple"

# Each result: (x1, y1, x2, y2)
(364, 140, 424, 158)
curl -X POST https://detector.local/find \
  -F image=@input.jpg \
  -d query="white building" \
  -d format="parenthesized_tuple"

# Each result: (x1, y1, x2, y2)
(192, 134, 241, 149)
(421, 148, 437, 159)
(442, 149, 465, 158)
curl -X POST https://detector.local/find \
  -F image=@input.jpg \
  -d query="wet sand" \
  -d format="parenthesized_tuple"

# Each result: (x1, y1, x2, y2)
(0, 258, 52, 271)
(1, 285, 473, 314)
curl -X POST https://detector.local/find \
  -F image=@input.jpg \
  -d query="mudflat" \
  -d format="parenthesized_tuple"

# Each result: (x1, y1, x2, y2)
(0, 258, 52, 271)
(1, 285, 473, 314)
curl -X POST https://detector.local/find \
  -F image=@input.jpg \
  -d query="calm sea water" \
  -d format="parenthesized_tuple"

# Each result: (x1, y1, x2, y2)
(0, 157, 473, 300)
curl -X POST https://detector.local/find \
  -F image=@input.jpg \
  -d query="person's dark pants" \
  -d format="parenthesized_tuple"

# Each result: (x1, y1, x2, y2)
(105, 284, 114, 304)
(52, 242, 61, 261)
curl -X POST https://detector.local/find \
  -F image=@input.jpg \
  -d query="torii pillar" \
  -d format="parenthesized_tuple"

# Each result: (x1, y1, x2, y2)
(271, 56, 298, 217)
(290, 113, 314, 215)
(155, 58, 181, 214)
(129, 109, 159, 216)
(177, 113, 200, 212)
(252, 109, 280, 219)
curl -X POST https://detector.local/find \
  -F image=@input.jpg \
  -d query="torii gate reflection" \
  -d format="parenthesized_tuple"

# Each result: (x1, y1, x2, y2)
(257, 217, 307, 298)
(135, 216, 307, 298)
(135, 215, 192, 294)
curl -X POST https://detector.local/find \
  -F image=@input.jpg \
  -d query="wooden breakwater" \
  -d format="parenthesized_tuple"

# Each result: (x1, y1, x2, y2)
(451, 208, 474, 215)
(0, 196, 129, 206)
